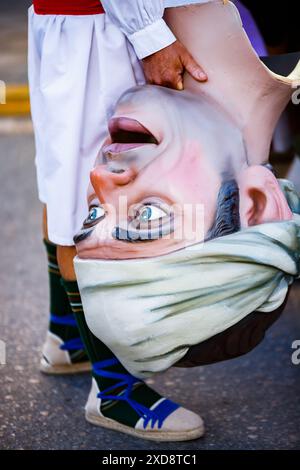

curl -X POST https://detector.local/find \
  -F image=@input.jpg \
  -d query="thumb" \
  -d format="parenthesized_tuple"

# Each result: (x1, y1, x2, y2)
(181, 51, 207, 82)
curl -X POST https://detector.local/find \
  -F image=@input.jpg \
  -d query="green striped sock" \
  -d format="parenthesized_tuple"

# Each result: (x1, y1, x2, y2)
(62, 279, 168, 428)
(44, 239, 88, 364)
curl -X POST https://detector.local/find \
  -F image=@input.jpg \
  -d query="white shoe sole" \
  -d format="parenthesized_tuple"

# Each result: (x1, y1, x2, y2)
(40, 358, 91, 375)
(85, 411, 205, 442)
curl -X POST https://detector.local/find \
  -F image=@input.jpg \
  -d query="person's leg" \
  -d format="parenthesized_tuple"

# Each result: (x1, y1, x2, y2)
(28, 10, 90, 375)
(56, 245, 77, 281)
(55, 247, 204, 440)
(40, 205, 90, 374)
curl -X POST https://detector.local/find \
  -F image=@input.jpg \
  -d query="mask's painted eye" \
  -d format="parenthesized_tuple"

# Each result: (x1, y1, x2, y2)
(83, 206, 105, 228)
(138, 205, 167, 223)
(113, 200, 174, 242)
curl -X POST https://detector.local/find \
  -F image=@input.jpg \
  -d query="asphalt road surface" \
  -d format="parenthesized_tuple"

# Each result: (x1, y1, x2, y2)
(0, 133, 299, 450)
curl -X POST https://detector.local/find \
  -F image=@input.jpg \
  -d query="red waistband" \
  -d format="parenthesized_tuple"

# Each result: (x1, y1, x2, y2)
(33, 0, 105, 15)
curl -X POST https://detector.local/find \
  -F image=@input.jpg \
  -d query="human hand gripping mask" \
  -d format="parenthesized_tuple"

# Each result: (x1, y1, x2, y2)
(74, 1, 300, 378)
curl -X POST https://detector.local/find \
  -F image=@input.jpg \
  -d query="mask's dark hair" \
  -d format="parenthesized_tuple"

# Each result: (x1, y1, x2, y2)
(205, 179, 240, 241)
(206, 165, 276, 241)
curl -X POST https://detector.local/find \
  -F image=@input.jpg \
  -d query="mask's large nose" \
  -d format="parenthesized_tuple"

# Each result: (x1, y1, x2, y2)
(90, 165, 136, 204)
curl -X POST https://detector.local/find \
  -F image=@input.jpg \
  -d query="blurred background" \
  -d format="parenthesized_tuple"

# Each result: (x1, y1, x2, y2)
(1, 0, 31, 83)
(0, 0, 299, 451)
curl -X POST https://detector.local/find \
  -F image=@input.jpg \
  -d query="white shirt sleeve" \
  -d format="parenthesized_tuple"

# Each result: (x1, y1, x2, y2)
(100, 0, 177, 60)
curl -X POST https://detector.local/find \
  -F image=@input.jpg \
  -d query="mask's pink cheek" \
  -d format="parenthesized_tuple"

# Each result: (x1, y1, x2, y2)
(159, 143, 221, 227)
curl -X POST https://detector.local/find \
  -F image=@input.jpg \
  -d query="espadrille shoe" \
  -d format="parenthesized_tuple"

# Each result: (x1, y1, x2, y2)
(85, 373, 204, 442)
(40, 328, 90, 375)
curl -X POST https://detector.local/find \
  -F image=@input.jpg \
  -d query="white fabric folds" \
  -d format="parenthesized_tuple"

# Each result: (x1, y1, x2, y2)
(75, 181, 300, 378)
(28, 7, 145, 245)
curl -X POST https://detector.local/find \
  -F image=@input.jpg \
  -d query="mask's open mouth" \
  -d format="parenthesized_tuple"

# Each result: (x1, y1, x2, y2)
(103, 117, 158, 154)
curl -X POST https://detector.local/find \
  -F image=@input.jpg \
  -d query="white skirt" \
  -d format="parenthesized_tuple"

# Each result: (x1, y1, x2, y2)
(28, 6, 145, 245)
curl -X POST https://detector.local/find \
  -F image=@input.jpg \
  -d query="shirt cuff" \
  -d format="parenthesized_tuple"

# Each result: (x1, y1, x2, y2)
(127, 18, 177, 60)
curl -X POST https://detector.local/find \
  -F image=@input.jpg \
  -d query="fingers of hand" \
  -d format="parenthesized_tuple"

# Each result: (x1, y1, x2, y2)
(143, 55, 184, 89)
(180, 50, 207, 82)
(141, 41, 207, 89)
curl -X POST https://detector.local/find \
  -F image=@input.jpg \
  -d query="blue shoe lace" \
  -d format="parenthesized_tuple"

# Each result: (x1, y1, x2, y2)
(93, 358, 179, 429)
(50, 313, 84, 351)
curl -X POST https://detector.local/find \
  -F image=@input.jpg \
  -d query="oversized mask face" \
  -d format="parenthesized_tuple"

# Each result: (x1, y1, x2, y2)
(73, 1, 300, 378)
(75, 85, 251, 259)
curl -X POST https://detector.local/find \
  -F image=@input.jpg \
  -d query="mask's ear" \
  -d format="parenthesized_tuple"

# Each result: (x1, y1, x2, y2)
(238, 166, 293, 227)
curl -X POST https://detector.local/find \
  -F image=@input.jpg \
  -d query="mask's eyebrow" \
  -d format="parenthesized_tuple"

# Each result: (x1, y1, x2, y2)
(88, 194, 100, 206)
(112, 226, 154, 242)
(112, 218, 175, 243)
